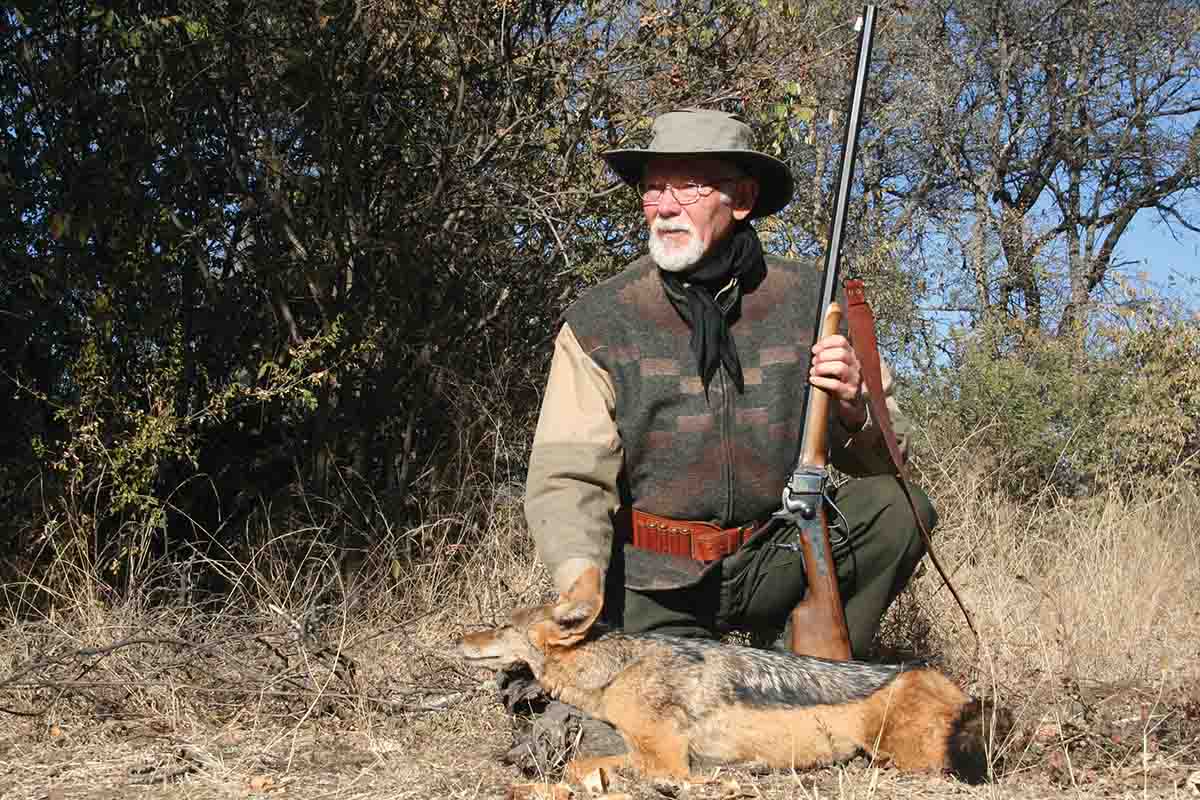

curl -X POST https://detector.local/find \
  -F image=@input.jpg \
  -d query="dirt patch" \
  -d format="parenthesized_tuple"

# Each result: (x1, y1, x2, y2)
(3, 703, 1196, 800)
(1, 640, 1198, 799)
(998, 679, 1200, 796)
(0, 697, 515, 800)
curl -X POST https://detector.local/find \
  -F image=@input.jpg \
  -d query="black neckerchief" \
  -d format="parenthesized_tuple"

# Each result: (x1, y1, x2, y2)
(659, 222, 767, 396)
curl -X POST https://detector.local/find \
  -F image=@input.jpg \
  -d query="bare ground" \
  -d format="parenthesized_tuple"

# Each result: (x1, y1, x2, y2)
(3, 483, 1199, 799)
(2, 675, 1197, 799)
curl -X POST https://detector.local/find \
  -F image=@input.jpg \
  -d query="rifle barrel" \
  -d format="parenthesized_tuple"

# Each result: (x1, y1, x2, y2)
(796, 4, 877, 457)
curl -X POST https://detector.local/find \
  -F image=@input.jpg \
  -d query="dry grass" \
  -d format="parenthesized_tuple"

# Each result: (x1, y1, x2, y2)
(2, 465, 1199, 799)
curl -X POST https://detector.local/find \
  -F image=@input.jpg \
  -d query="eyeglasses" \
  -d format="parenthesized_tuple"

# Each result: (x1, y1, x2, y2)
(637, 177, 740, 206)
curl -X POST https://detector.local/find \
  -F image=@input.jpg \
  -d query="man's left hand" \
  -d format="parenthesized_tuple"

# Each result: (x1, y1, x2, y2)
(810, 334, 867, 432)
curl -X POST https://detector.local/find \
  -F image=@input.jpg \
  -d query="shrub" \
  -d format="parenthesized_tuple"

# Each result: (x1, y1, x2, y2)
(908, 307, 1200, 500)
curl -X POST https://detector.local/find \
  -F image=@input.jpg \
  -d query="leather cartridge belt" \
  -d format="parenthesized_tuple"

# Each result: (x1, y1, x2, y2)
(618, 508, 761, 563)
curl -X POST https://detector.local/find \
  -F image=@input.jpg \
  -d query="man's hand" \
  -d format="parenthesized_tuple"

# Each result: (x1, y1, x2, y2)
(810, 334, 867, 432)
(548, 565, 604, 646)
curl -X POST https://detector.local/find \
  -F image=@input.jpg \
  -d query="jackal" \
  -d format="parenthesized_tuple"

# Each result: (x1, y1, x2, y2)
(458, 569, 1007, 784)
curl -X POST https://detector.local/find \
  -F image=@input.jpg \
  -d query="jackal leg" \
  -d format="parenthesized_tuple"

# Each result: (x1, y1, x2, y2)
(624, 726, 690, 778)
(563, 704, 690, 780)
(598, 686, 691, 778)
(565, 753, 632, 782)
(567, 725, 690, 780)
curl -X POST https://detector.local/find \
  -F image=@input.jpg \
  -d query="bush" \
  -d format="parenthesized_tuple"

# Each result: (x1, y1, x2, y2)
(908, 308, 1200, 500)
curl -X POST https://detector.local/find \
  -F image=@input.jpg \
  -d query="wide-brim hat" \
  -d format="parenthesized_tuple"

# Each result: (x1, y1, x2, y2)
(601, 109, 794, 220)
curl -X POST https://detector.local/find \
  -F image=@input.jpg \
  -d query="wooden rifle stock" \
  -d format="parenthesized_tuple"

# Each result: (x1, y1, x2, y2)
(787, 303, 852, 661)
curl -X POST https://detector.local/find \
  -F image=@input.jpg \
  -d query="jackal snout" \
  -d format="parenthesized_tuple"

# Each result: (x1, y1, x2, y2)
(457, 618, 540, 670)
(456, 603, 556, 667)
(456, 568, 604, 671)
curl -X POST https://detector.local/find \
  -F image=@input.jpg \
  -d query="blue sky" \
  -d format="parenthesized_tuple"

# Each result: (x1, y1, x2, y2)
(1122, 209, 1199, 304)
(1125, 214, 1197, 273)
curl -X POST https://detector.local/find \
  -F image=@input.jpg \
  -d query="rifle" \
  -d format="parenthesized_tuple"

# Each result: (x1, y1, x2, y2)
(778, 5, 878, 661)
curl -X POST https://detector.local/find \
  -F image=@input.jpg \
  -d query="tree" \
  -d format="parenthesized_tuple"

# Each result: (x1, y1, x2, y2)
(887, 0, 1200, 337)
(0, 0, 849, 588)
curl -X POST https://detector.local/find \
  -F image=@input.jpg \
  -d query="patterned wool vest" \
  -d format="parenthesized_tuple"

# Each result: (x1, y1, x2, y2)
(566, 254, 838, 590)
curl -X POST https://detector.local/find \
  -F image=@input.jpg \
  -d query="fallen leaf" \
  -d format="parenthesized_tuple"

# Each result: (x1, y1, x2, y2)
(248, 775, 275, 792)
(650, 780, 682, 798)
(1185, 770, 1200, 796)
(506, 783, 573, 800)
(579, 768, 608, 795)
(721, 779, 756, 798)
(1034, 723, 1059, 741)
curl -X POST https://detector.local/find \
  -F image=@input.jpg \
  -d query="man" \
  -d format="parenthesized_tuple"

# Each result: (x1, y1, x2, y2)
(525, 109, 934, 657)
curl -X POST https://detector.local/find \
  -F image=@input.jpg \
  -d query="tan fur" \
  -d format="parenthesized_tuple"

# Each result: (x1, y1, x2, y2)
(459, 570, 994, 782)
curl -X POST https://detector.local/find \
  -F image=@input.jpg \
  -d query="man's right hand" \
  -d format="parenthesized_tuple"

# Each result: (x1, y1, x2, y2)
(548, 565, 604, 646)
(810, 333, 867, 432)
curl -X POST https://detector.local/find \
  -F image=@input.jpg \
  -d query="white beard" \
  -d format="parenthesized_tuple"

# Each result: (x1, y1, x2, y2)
(648, 218, 706, 272)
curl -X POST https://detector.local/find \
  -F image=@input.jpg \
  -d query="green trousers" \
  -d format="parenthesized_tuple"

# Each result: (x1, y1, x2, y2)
(615, 475, 936, 658)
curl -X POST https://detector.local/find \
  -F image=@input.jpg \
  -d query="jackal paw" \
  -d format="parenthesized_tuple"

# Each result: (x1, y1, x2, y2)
(565, 753, 630, 783)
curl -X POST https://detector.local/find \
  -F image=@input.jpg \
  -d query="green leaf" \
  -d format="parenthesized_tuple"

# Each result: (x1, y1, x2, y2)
(49, 211, 68, 240)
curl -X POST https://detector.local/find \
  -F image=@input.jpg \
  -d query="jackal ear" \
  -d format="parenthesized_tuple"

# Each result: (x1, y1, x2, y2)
(546, 566, 603, 646)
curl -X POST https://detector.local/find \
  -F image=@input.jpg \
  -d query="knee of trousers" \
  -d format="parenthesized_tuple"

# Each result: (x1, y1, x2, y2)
(884, 513, 926, 567)
(906, 481, 938, 538)
(861, 476, 937, 561)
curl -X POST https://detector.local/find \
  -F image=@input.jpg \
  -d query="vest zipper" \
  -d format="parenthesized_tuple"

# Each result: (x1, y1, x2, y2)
(720, 366, 735, 524)
(711, 279, 741, 525)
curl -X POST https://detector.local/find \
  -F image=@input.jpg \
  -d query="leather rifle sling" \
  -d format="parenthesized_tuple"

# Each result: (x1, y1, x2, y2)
(842, 280, 979, 643)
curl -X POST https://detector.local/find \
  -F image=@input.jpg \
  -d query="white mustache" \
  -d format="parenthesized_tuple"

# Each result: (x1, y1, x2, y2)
(652, 220, 694, 236)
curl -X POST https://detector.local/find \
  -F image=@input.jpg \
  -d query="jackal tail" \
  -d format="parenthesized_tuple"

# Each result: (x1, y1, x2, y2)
(947, 698, 1012, 783)
(849, 666, 1010, 783)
